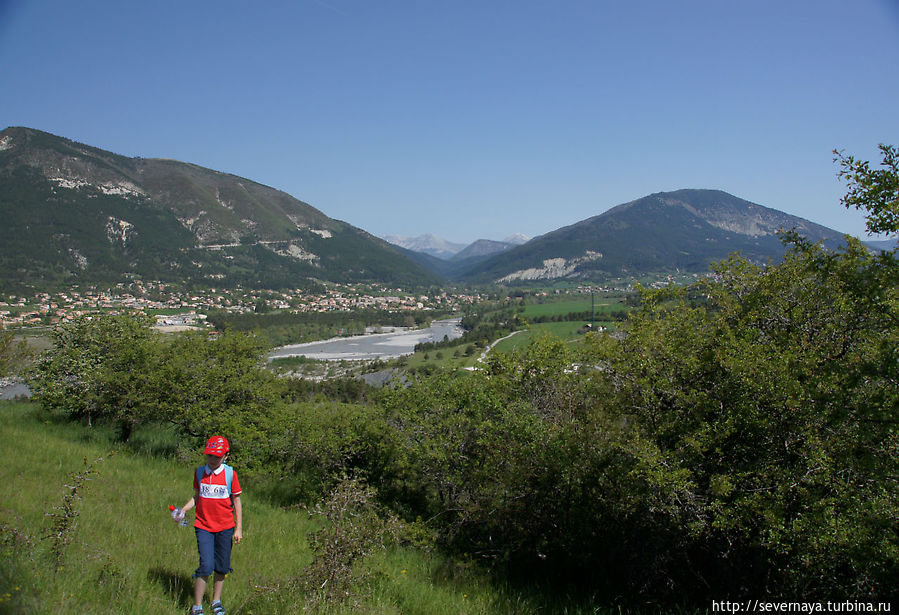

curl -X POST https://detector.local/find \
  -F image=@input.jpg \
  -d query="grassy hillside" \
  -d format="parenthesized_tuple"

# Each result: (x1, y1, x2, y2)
(0, 402, 608, 614)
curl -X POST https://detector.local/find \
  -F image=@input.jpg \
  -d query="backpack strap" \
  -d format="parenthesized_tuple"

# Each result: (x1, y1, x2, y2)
(223, 464, 233, 496)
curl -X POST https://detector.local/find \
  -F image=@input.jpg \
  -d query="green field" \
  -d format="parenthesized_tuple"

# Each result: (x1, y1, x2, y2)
(520, 297, 623, 319)
(492, 322, 591, 353)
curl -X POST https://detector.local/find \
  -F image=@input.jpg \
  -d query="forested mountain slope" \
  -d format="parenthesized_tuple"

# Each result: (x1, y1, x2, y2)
(0, 127, 438, 290)
(458, 189, 847, 283)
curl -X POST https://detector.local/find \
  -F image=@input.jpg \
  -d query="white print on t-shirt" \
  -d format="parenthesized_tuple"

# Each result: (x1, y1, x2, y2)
(199, 482, 230, 500)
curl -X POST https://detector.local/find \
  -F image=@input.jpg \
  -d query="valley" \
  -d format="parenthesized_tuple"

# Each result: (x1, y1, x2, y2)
(3, 0, 897, 606)
(2, 124, 896, 611)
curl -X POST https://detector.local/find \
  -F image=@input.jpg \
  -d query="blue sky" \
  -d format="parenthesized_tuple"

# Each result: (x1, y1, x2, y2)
(1, 1, 897, 244)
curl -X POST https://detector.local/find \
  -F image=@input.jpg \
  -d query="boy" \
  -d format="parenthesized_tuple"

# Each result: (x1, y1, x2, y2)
(177, 436, 243, 615)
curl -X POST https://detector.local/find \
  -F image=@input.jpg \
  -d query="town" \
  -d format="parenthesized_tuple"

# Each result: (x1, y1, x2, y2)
(0, 281, 493, 330)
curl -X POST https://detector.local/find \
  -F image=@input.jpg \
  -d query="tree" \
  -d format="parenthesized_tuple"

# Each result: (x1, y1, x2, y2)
(0, 328, 30, 377)
(142, 330, 284, 469)
(584, 237, 898, 598)
(566, 145, 899, 598)
(27, 314, 156, 432)
(835, 143, 899, 236)
(27, 315, 284, 467)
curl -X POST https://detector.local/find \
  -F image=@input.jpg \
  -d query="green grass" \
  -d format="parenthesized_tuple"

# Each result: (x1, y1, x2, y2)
(404, 320, 620, 372)
(0, 401, 629, 614)
(401, 344, 482, 372)
(0, 401, 315, 613)
(492, 321, 616, 353)
(520, 297, 627, 319)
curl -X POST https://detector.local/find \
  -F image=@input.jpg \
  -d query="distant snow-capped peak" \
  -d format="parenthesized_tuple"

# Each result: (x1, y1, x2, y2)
(503, 233, 530, 245)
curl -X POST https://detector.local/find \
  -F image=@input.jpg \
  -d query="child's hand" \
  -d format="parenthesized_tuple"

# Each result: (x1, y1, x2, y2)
(234, 529, 243, 544)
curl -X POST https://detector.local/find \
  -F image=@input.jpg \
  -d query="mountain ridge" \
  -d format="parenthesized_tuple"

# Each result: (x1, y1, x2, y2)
(454, 189, 850, 283)
(1, 127, 859, 292)
(381, 234, 468, 260)
(0, 126, 438, 291)
(382, 233, 530, 261)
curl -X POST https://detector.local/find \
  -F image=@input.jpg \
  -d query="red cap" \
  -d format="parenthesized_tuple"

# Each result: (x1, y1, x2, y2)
(203, 436, 229, 456)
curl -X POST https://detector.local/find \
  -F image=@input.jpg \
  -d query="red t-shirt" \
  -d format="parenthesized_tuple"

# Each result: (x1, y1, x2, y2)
(193, 464, 241, 533)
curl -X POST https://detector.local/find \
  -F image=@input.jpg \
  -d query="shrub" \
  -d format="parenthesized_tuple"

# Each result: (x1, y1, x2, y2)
(298, 476, 406, 608)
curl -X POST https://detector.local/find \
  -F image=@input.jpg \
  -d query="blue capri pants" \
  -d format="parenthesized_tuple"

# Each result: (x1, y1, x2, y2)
(194, 526, 235, 578)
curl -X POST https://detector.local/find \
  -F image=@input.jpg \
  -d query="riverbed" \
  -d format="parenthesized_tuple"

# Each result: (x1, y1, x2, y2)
(268, 318, 464, 361)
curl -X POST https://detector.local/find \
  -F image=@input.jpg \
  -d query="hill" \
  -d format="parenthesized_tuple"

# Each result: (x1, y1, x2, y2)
(451, 238, 517, 262)
(0, 401, 544, 614)
(457, 189, 848, 283)
(0, 127, 438, 291)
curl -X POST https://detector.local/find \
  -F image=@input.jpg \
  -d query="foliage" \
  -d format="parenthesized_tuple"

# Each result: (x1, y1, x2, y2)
(583, 236, 899, 599)
(835, 143, 899, 236)
(370, 232, 899, 603)
(258, 400, 399, 506)
(283, 375, 373, 404)
(361, 147, 899, 603)
(44, 454, 109, 571)
(141, 330, 284, 469)
(298, 476, 406, 609)
(27, 314, 157, 428)
(378, 343, 643, 591)
(26, 315, 284, 471)
(0, 329, 30, 377)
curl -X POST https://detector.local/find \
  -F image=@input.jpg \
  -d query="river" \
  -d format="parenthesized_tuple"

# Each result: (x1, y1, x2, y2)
(268, 318, 464, 362)
(0, 378, 30, 400)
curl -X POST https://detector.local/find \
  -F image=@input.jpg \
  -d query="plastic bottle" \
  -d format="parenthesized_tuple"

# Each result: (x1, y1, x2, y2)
(168, 505, 189, 526)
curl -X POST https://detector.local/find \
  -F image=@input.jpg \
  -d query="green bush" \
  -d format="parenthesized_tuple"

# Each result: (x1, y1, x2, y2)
(255, 400, 400, 507)
(27, 317, 285, 473)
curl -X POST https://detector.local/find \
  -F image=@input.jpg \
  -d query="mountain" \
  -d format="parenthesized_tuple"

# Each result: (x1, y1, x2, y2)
(0, 127, 438, 291)
(451, 239, 517, 262)
(864, 238, 898, 251)
(383, 233, 530, 262)
(392, 245, 460, 278)
(392, 235, 534, 278)
(381, 234, 467, 260)
(503, 233, 531, 245)
(458, 189, 849, 283)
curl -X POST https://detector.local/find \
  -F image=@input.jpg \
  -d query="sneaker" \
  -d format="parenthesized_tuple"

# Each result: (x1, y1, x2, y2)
(190, 607, 204, 615)
(211, 601, 226, 615)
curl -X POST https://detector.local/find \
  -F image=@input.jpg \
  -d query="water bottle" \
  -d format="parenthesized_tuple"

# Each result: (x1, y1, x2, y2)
(168, 505, 189, 526)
